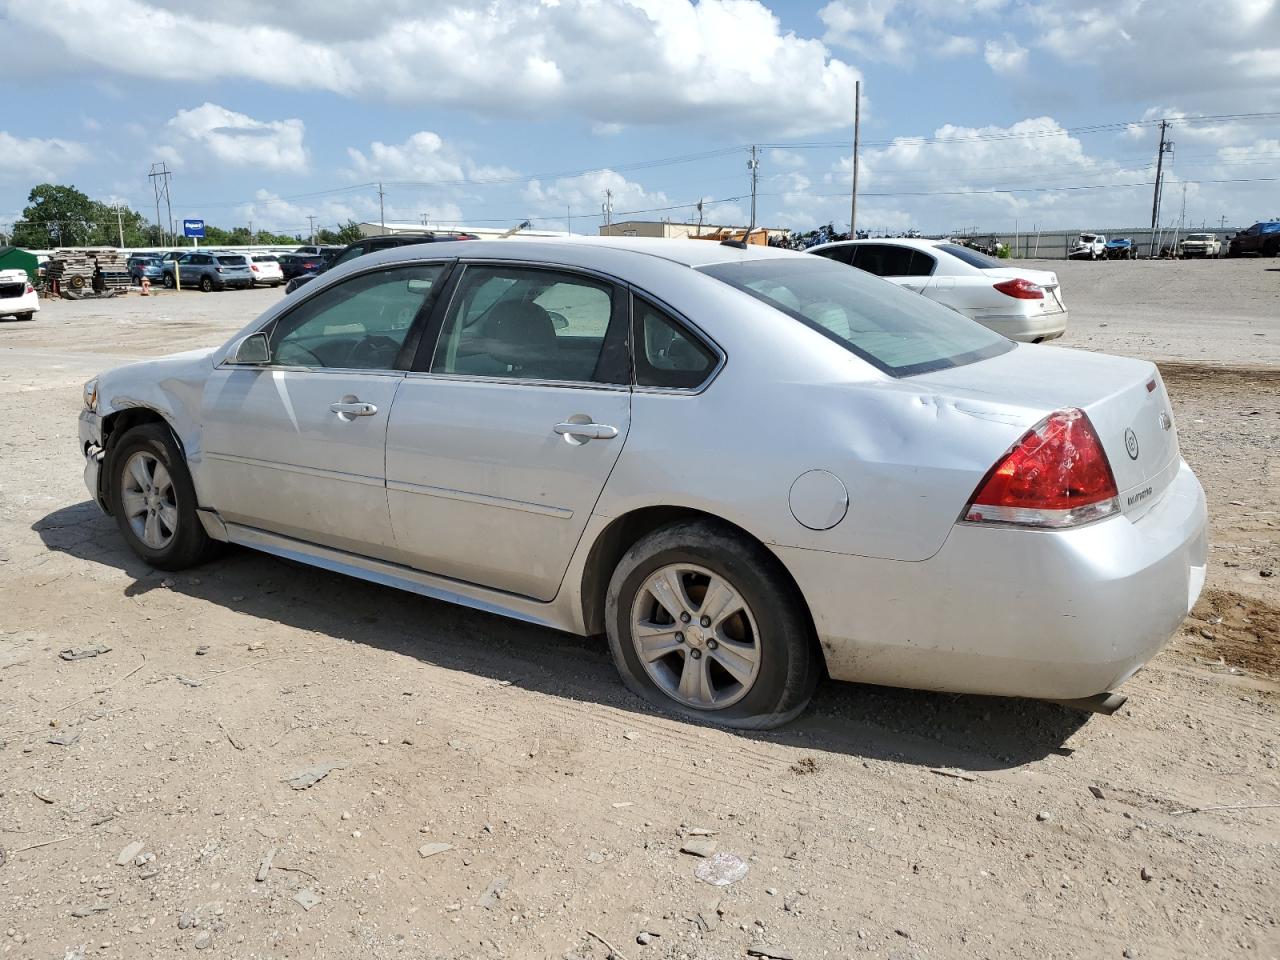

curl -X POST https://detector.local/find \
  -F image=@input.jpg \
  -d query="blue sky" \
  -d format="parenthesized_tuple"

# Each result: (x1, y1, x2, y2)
(2, 0, 1277, 238)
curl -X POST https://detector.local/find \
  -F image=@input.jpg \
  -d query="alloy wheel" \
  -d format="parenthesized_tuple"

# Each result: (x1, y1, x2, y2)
(120, 451, 178, 550)
(629, 563, 762, 710)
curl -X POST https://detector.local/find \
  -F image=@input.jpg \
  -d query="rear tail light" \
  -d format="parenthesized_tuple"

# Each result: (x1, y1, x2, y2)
(993, 277, 1044, 299)
(251, 264, 259, 272)
(25, 284, 33, 294)
(962, 408, 1118, 528)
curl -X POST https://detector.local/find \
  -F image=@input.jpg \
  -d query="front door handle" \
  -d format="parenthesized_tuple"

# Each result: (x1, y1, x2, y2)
(554, 421, 618, 441)
(330, 400, 378, 420)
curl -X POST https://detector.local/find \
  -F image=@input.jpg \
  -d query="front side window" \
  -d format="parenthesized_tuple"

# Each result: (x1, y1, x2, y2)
(634, 297, 717, 389)
(811, 245, 854, 266)
(701, 257, 1011, 377)
(430, 265, 626, 384)
(332, 245, 367, 266)
(269, 263, 446, 370)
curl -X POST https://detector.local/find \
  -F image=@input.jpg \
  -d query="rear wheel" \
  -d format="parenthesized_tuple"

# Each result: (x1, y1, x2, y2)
(15, 312, 34, 321)
(605, 520, 820, 729)
(162, 273, 175, 289)
(108, 423, 214, 570)
(200, 276, 214, 293)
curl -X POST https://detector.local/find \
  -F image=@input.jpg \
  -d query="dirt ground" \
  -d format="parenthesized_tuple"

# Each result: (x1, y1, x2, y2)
(1, 259, 1277, 960)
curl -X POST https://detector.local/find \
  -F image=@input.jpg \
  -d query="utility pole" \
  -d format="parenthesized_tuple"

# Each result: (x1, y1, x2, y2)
(850, 79, 861, 238)
(147, 162, 173, 245)
(1150, 119, 1173, 230)
(695, 199, 704, 237)
(420, 212, 430, 228)
(1219, 214, 1227, 230)
(566, 205, 572, 235)
(602, 189, 613, 228)
(747, 145, 759, 233)
(378, 182, 386, 233)
(307, 216, 317, 244)
(115, 204, 125, 248)
(248, 220, 254, 244)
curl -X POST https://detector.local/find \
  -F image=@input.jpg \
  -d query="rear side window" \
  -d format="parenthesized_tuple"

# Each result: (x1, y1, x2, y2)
(851, 244, 915, 277)
(633, 297, 718, 389)
(701, 257, 1011, 378)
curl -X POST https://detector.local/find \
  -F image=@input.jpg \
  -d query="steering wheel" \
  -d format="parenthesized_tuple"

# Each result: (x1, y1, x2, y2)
(347, 334, 401, 368)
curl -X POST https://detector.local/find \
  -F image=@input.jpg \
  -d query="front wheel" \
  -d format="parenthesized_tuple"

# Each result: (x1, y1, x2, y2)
(162, 273, 175, 289)
(108, 423, 215, 570)
(605, 520, 820, 729)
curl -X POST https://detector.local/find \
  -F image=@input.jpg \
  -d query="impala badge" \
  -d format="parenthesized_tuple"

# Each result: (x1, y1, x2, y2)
(1124, 428, 1140, 460)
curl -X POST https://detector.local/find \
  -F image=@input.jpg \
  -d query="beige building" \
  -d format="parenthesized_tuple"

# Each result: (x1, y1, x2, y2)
(599, 220, 790, 243)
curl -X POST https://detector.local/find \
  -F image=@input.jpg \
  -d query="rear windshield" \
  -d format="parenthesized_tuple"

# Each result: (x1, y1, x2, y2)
(936, 243, 1002, 269)
(700, 257, 1012, 377)
(252, 255, 278, 262)
(216, 256, 247, 266)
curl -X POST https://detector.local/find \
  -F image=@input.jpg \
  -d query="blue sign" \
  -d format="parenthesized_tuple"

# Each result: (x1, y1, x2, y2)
(183, 219, 205, 238)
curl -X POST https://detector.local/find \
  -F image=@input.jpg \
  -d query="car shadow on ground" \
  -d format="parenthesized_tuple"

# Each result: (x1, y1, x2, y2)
(35, 501, 1088, 772)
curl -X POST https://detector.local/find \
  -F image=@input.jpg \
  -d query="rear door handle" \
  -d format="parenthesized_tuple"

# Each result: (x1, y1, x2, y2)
(554, 421, 618, 441)
(330, 400, 378, 420)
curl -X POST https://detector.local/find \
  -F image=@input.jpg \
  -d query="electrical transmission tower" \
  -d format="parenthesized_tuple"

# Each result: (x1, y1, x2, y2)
(147, 162, 174, 245)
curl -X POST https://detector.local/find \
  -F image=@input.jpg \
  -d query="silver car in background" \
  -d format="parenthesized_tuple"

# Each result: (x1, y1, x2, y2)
(77, 238, 1206, 727)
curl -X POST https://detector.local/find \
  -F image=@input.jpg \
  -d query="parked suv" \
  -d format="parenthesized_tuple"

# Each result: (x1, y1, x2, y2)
(1227, 221, 1280, 257)
(248, 254, 285, 287)
(284, 232, 476, 294)
(127, 256, 165, 284)
(161, 253, 254, 291)
(1068, 233, 1107, 260)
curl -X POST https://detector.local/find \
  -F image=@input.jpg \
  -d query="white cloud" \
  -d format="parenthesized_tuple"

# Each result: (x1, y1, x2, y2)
(163, 103, 307, 172)
(819, 0, 909, 61)
(8, 0, 861, 136)
(936, 35, 978, 57)
(0, 131, 90, 183)
(346, 132, 465, 183)
(525, 169, 671, 221)
(983, 35, 1027, 73)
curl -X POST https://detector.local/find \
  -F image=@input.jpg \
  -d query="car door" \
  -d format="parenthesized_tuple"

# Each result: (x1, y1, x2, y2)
(200, 261, 450, 558)
(384, 261, 632, 601)
(852, 244, 931, 293)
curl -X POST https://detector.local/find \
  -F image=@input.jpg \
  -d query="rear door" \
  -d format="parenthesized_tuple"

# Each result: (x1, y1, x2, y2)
(384, 261, 632, 600)
(851, 244, 934, 293)
(200, 261, 450, 557)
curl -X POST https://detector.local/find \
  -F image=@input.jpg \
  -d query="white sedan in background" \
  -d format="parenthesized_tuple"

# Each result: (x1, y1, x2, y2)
(808, 238, 1068, 343)
(248, 255, 285, 287)
(0, 268, 39, 321)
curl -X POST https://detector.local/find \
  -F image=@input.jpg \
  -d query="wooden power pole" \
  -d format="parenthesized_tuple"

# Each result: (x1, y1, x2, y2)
(850, 80, 861, 238)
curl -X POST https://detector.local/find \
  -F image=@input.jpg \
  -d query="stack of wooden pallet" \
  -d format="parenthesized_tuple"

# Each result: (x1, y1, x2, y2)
(46, 248, 131, 293)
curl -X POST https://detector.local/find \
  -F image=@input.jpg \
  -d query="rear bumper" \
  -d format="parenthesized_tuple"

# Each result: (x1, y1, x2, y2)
(974, 309, 1068, 343)
(777, 460, 1207, 700)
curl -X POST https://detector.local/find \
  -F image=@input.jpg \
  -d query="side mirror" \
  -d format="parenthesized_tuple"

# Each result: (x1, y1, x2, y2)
(227, 332, 271, 365)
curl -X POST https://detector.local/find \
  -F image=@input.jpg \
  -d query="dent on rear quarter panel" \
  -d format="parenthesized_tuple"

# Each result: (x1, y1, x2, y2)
(598, 374, 1041, 564)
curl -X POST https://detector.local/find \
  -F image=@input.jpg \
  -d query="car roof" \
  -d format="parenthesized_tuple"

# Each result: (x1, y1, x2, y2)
(367, 236, 801, 269)
(807, 237, 947, 253)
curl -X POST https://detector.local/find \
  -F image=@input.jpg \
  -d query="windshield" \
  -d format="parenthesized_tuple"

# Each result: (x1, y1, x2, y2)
(700, 257, 1012, 377)
(216, 256, 247, 266)
(1186, 234, 1214, 241)
(936, 243, 1003, 269)
(252, 255, 278, 262)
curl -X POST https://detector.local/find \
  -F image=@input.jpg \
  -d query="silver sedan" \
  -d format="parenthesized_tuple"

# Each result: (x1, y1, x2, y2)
(78, 238, 1207, 728)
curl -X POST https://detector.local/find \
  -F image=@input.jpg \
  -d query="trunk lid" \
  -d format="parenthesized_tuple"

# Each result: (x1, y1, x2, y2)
(982, 267, 1066, 314)
(910, 345, 1179, 521)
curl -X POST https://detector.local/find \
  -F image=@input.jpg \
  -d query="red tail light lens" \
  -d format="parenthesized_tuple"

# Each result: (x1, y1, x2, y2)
(963, 409, 1119, 528)
(993, 277, 1044, 300)
(25, 284, 34, 294)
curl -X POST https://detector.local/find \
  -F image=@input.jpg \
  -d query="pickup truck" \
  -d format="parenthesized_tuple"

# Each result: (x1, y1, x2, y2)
(1179, 233, 1222, 258)
(1068, 233, 1107, 260)
(1227, 221, 1280, 257)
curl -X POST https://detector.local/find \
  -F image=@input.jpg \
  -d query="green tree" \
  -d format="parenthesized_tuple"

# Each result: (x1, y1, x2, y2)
(316, 220, 363, 246)
(13, 183, 95, 247)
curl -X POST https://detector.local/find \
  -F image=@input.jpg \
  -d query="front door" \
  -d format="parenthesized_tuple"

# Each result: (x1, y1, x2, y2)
(200, 262, 449, 558)
(385, 263, 632, 600)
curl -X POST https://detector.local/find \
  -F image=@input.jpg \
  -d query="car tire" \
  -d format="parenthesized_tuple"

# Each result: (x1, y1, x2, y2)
(15, 312, 34, 321)
(162, 273, 175, 289)
(200, 276, 214, 293)
(605, 519, 820, 729)
(107, 423, 215, 571)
